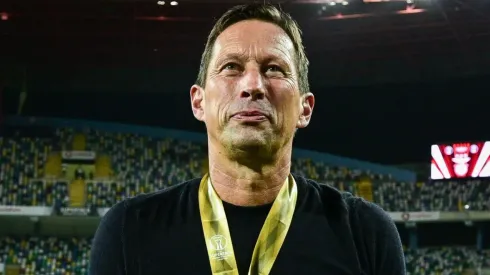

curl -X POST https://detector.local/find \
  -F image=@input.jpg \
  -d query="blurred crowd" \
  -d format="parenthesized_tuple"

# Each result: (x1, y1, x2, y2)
(1, 126, 489, 274)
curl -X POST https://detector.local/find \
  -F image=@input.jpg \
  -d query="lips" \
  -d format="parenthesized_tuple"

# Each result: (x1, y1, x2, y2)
(231, 110, 268, 122)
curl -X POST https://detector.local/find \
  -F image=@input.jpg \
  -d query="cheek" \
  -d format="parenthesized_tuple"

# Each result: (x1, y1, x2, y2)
(205, 81, 235, 124)
(270, 81, 300, 124)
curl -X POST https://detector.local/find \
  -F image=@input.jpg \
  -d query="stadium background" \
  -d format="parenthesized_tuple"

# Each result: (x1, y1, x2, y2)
(1, 0, 490, 274)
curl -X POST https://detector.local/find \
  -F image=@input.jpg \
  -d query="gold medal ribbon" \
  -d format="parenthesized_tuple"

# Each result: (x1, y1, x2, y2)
(199, 173, 298, 275)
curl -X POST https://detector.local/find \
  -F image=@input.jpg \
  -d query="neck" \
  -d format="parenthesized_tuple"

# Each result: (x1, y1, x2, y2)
(207, 143, 292, 207)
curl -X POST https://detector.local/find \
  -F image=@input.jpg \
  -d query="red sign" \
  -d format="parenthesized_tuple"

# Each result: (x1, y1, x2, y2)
(431, 141, 490, 180)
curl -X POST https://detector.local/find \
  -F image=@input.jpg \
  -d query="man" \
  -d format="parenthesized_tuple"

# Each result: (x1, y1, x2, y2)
(90, 4, 405, 275)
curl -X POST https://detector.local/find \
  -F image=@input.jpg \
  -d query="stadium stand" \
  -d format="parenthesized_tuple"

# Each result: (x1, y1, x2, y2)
(0, 116, 489, 274)
(1, 238, 489, 274)
(0, 237, 91, 275)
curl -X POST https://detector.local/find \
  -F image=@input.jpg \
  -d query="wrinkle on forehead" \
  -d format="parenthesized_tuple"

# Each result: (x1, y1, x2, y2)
(211, 20, 296, 69)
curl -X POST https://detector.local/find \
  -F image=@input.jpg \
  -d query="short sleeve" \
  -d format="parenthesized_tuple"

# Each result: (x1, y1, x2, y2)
(89, 201, 127, 275)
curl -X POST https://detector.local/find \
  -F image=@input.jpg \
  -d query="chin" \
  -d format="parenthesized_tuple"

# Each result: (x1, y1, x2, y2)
(222, 127, 277, 149)
(232, 138, 268, 149)
(223, 135, 267, 152)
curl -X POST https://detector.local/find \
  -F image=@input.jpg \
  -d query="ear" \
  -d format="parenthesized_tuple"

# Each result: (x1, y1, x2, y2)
(190, 84, 205, 122)
(297, 92, 315, 129)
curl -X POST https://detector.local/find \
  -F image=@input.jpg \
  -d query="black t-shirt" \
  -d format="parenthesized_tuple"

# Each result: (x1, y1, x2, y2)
(89, 175, 405, 275)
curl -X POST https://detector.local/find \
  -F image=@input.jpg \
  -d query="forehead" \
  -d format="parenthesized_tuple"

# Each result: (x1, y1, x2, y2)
(212, 20, 295, 61)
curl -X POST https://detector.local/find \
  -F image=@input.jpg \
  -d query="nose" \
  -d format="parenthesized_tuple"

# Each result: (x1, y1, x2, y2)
(239, 68, 266, 100)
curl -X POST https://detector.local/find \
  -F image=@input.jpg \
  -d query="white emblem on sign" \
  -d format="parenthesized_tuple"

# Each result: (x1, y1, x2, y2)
(209, 235, 231, 261)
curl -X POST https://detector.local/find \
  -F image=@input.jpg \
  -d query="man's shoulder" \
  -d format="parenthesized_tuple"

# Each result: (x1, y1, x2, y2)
(299, 175, 390, 224)
(129, 178, 201, 207)
(302, 176, 404, 274)
(102, 178, 202, 223)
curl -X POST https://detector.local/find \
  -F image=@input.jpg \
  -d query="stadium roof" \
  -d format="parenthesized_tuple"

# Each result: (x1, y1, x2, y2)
(1, 0, 490, 85)
(1, 1, 490, 164)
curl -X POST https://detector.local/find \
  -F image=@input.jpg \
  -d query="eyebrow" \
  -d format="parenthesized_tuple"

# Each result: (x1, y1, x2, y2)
(213, 52, 246, 67)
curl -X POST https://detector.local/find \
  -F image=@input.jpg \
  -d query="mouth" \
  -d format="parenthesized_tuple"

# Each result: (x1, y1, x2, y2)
(231, 110, 268, 122)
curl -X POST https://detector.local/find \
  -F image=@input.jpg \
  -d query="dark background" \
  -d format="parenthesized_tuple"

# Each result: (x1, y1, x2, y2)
(1, 0, 490, 165)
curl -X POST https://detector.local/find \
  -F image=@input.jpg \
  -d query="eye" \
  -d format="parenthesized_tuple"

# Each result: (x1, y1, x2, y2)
(264, 65, 284, 76)
(266, 65, 282, 72)
(222, 63, 240, 71)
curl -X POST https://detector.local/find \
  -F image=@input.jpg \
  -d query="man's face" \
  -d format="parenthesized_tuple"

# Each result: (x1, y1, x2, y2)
(191, 20, 314, 158)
